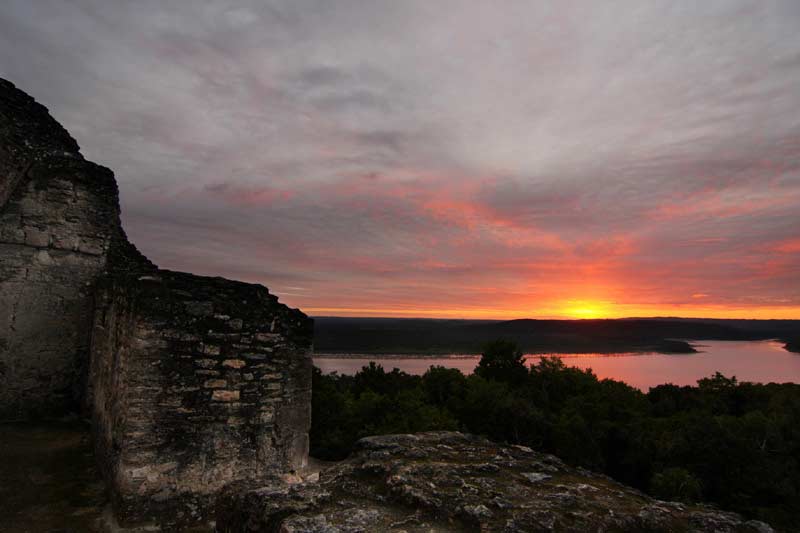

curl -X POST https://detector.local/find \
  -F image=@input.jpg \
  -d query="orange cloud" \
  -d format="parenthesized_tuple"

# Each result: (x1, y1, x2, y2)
(772, 239, 800, 253)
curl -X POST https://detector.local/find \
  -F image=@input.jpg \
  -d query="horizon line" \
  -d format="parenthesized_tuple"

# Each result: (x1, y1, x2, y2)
(309, 315, 800, 322)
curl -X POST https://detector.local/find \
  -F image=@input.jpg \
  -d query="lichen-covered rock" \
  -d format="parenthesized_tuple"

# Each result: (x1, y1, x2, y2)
(91, 270, 313, 528)
(216, 432, 774, 533)
(0, 78, 153, 419)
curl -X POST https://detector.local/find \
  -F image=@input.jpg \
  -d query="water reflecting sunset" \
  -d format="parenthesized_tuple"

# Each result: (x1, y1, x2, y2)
(315, 340, 800, 390)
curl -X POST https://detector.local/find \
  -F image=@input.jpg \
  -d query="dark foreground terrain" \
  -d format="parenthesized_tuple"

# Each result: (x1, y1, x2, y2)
(314, 317, 800, 355)
(0, 421, 214, 533)
(3, 423, 771, 533)
(0, 421, 106, 532)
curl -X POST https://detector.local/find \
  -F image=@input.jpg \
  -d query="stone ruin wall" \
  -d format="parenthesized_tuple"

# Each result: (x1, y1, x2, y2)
(0, 79, 151, 418)
(90, 271, 312, 526)
(0, 78, 313, 527)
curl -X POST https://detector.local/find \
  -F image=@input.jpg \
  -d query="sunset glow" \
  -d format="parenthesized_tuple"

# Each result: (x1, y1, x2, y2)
(302, 304, 800, 321)
(5, 3, 799, 321)
(560, 301, 614, 320)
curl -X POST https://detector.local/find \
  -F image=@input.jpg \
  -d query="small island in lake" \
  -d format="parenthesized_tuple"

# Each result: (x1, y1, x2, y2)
(786, 338, 800, 353)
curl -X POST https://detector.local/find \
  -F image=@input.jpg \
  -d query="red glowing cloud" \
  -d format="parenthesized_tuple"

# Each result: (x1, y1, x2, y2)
(9, 2, 800, 319)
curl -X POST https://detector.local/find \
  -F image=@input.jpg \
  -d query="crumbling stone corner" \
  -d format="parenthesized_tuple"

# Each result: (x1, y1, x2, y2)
(89, 270, 313, 527)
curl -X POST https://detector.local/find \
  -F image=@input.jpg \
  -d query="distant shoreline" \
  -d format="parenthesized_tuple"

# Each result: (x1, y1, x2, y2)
(313, 338, 797, 359)
(313, 351, 657, 359)
(313, 317, 800, 357)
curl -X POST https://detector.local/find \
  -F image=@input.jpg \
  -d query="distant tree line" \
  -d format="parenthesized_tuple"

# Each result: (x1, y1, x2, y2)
(311, 340, 800, 530)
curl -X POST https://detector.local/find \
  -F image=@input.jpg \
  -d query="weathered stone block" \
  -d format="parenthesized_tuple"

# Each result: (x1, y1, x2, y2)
(211, 390, 240, 402)
(89, 270, 313, 528)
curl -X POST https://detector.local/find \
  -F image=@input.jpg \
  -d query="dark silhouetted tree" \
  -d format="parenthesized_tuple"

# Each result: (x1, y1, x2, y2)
(475, 339, 528, 385)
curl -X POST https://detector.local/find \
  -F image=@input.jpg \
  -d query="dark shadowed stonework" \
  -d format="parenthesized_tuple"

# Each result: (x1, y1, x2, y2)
(0, 79, 152, 419)
(1, 78, 313, 529)
(90, 270, 312, 527)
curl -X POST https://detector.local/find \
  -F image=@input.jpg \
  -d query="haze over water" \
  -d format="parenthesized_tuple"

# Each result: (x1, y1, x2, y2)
(315, 340, 800, 391)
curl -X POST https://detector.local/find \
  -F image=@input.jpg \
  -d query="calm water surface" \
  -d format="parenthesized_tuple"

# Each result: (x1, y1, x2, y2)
(314, 340, 800, 390)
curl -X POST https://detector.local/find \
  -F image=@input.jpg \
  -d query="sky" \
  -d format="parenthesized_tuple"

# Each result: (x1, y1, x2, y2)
(2, 1, 800, 319)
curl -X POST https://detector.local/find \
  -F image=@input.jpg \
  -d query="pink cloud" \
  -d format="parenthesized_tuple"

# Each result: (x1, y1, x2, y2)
(203, 183, 294, 207)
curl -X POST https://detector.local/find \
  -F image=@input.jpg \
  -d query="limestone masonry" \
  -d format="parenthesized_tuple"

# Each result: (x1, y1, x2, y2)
(90, 271, 312, 526)
(0, 79, 152, 419)
(0, 78, 313, 527)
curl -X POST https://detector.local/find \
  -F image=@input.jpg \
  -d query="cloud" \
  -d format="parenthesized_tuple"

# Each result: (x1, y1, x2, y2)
(1, 1, 800, 318)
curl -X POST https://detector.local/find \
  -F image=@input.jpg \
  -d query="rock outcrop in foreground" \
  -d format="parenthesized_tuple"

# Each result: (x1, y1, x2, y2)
(217, 432, 773, 533)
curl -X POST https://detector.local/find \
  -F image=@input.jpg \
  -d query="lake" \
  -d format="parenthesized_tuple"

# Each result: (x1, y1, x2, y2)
(314, 340, 800, 390)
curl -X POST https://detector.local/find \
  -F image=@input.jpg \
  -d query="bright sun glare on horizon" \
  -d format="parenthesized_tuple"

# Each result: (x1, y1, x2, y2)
(561, 301, 613, 319)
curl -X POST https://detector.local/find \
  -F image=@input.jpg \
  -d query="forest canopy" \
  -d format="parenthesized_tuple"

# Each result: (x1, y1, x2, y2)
(311, 341, 800, 530)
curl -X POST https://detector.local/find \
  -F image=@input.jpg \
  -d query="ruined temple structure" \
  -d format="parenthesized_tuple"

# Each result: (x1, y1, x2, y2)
(0, 78, 313, 527)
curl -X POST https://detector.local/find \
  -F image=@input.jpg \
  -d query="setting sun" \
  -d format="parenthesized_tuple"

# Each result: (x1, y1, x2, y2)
(559, 300, 614, 319)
